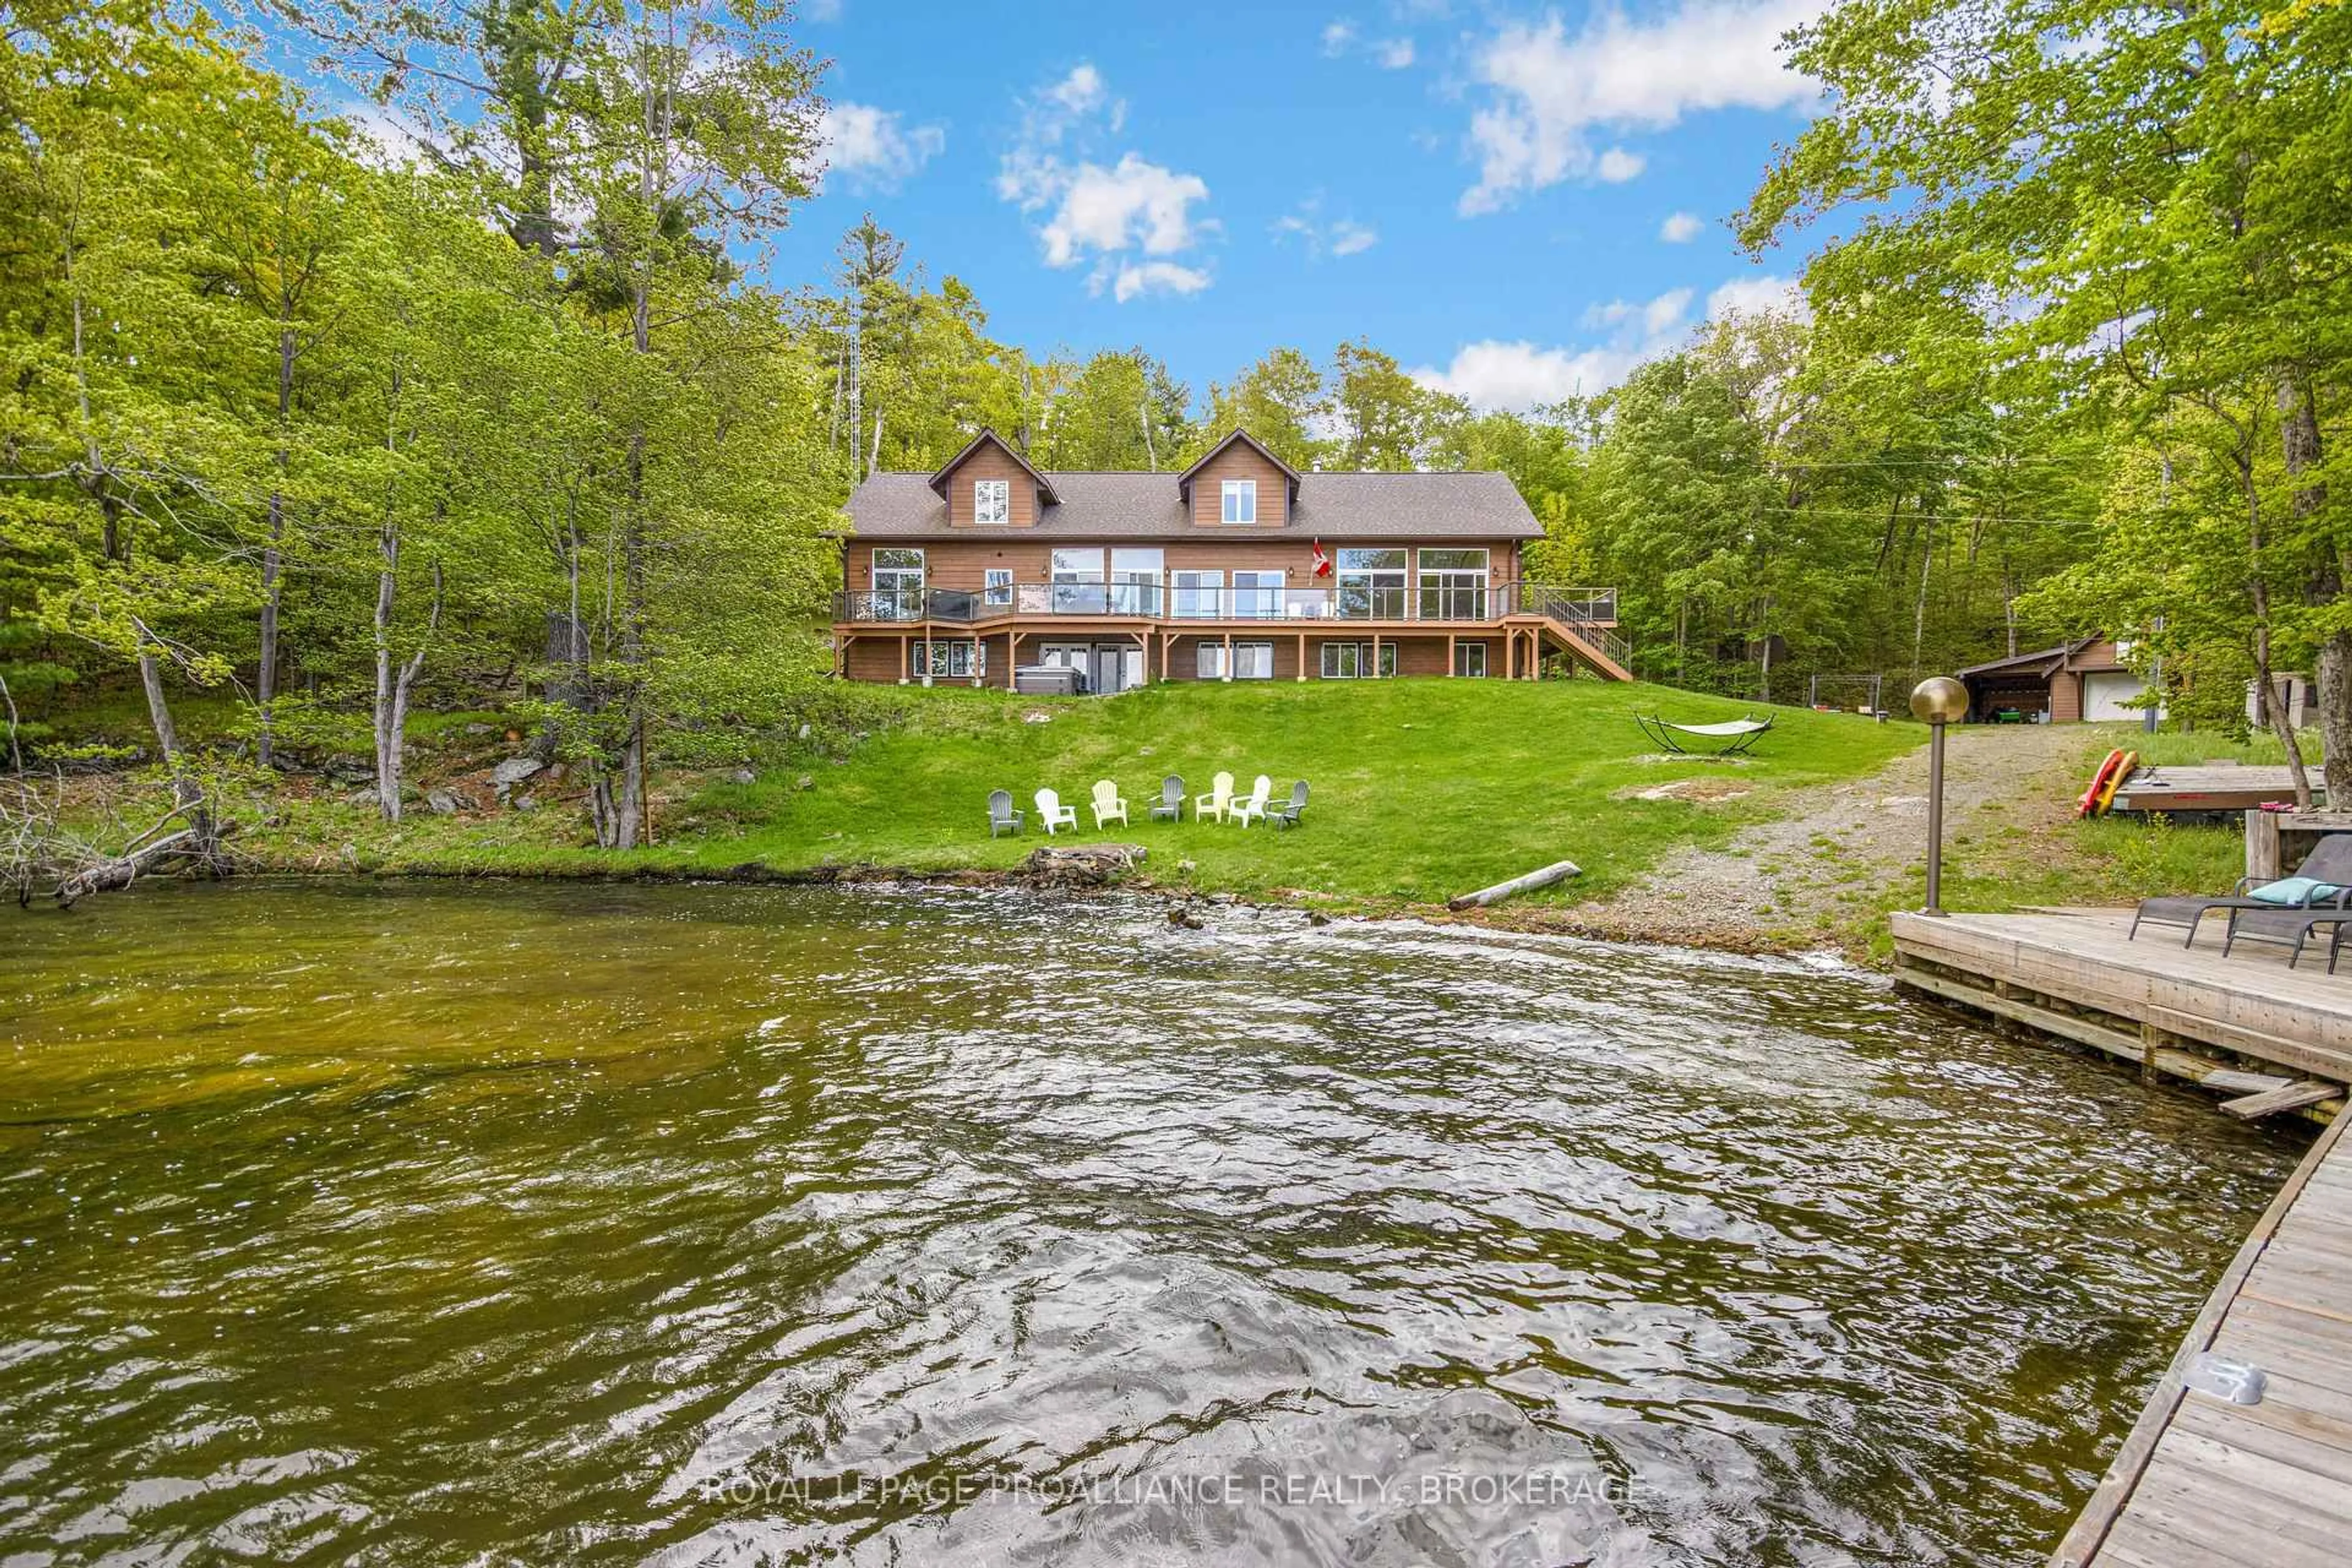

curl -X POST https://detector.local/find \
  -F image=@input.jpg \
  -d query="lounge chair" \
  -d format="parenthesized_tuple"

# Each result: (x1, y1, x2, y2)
(1034, 787, 1078, 835)
(1090, 779, 1129, 829)
(1148, 775, 1185, 823)
(986, 789, 1023, 837)
(1195, 771, 1235, 824)
(2224, 892, 2352, 970)
(1635, 714, 1774, 756)
(2131, 833, 2352, 946)
(1268, 780, 1308, 830)
(1229, 774, 1273, 827)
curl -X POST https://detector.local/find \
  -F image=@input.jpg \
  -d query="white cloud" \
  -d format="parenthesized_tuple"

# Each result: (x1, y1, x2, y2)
(1046, 62, 1112, 118)
(1275, 198, 1378, 260)
(1112, 261, 1213, 302)
(1594, 147, 1645, 182)
(1326, 18, 1418, 69)
(1659, 210, 1705, 243)
(1414, 341, 1648, 411)
(1706, 273, 1810, 320)
(998, 67, 1213, 301)
(1415, 274, 1793, 410)
(802, 0, 842, 18)
(1458, 0, 1822, 214)
(814, 103, 944, 191)
(1039, 154, 1210, 268)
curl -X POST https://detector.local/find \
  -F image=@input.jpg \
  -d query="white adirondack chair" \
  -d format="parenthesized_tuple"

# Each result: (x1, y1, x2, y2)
(1230, 774, 1273, 827)
(1194, 771, 1235, 824)
(1090, 779, 1129, 829)
(1035, 787, 1079, 835)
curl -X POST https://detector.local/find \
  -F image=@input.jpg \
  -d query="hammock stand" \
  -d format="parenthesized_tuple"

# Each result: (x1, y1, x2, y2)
(1635, 714, 1774, 756)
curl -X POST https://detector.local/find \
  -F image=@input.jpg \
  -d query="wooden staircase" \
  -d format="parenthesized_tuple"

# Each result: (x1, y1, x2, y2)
(1518, 586, 1634, 680)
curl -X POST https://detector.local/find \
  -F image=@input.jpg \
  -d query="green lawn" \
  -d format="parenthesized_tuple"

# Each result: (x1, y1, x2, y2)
(249, 679, 1923, 911)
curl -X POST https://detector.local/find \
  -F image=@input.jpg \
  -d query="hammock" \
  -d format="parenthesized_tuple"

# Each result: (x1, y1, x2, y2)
(1635, 714, 1774, 756)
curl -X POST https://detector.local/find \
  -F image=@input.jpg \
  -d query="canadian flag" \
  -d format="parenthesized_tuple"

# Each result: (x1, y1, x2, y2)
(1311, 539, 1332, 578)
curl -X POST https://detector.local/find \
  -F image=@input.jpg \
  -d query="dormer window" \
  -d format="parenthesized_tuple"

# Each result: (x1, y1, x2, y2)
(1221, 479, 1256, 524)
(974, 478, 1010, 524)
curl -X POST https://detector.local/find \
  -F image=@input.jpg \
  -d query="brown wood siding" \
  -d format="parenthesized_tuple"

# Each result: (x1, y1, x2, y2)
(2065, 639, 2125, 673)
(2051, 674, 2084, 723)
(847, 539, 1056, 593)
(1186, 445, 1288, 528)
(845, 636, 905, 682)
(941, 443, 1040, 529)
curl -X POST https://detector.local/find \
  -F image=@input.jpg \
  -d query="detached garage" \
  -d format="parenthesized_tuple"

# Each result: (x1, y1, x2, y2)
(1958, 638, 2162, 723)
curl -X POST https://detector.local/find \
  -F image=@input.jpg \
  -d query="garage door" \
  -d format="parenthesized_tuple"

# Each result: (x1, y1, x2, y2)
(2083, 671, 2159, 722)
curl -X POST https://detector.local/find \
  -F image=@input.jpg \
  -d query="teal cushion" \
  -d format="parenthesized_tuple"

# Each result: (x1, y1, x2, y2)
(2252, 876, 2345, 906)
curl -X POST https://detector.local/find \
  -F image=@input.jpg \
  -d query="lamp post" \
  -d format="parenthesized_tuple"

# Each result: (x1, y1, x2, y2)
(1910, 676, 1970, 916)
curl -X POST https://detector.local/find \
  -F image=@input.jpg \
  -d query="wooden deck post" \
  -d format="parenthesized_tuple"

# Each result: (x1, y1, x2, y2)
(2247, 809, 2283, 881)
(1223, 630, 1234, 681)
(1297, 631, 1306, 680)
(1448, 632, 1457, 676)
(1006, 631, 1021, 689)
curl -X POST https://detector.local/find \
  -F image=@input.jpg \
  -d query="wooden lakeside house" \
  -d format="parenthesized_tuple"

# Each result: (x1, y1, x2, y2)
(829, 429, 1630, 692)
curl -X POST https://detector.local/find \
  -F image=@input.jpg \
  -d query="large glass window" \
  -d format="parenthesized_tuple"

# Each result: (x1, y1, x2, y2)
(1221, 479, 1256, 524)
(1051, 548, 1105, 614)
(973, 479, 1009, 524)
(911, 639, 985, 679)
(1232, 570, 1283, 619)
(1453, 641, 1488, 678)
(1417, 548, 1489, 620)
(1172, 569, 1223, 619)
(1321, 641, 1396, 679)
(1198, 642, 1272, 679)
(1336, 548, 1406, 620)
(872, 547, 924, 619)
(984, 568, 1012, 607)
(1111, 548, 1164, 616)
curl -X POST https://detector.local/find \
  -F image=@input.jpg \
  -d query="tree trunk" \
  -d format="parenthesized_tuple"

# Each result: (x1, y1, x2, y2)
(2278, 372, 2342, 802)
(257, 322, 295, 767)
(2242, 450, 2313, 809)
(136, 639, 211, 846)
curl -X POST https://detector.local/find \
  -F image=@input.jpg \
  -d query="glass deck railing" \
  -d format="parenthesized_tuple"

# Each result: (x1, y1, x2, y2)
(832, 582, 1621, 636)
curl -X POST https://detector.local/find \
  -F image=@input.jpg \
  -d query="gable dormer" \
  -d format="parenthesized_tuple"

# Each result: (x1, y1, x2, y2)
(1177, 429, 1300, 528)
(930, 429, 1056, 528)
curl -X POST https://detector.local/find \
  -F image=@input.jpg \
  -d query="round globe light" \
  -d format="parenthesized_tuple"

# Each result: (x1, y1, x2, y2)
(1910, 676, 1970, 725)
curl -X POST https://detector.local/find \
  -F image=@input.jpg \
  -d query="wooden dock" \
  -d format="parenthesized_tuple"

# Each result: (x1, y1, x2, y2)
(1888, 908, 2352, 1562)
(2049, 1110, 2352, 1567)
(1891, 909, 2352, 1109)
(2113, 765, 2320, 816)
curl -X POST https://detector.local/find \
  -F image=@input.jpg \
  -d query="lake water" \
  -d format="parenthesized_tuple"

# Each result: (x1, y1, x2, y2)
(0, 881, 2301, 1566)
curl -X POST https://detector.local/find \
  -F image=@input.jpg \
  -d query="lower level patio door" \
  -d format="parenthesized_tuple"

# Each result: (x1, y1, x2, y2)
(1095, 643, 1144, 694)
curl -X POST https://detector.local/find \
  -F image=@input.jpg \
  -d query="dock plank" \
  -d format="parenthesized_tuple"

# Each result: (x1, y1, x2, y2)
(2051, 1114, 2352, 1567)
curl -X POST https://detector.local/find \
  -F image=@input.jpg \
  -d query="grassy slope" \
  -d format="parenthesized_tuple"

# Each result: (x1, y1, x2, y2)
(246, 680, 1921, 911)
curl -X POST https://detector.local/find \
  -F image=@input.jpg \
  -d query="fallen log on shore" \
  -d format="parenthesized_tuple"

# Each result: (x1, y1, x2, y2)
(1447, 859, 1581, 911)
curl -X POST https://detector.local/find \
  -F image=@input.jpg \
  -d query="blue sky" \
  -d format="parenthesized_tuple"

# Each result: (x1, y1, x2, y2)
(311, 0, 1828, 413)
(783, 0, 1825, 413)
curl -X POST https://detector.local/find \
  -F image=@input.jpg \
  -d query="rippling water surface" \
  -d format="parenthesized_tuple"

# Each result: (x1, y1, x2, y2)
(0, 880, 2302, 1566)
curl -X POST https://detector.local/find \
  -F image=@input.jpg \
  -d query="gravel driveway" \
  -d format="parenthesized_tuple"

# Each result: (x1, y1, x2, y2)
(1551, 723, 2094, 952)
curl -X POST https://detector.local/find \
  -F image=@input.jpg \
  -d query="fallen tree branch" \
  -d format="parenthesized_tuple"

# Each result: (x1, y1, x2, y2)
(1447, 859, 1582, 911)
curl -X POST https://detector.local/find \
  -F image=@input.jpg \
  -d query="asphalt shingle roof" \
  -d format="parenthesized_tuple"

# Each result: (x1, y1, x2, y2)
(842, 469, 1544, 541)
